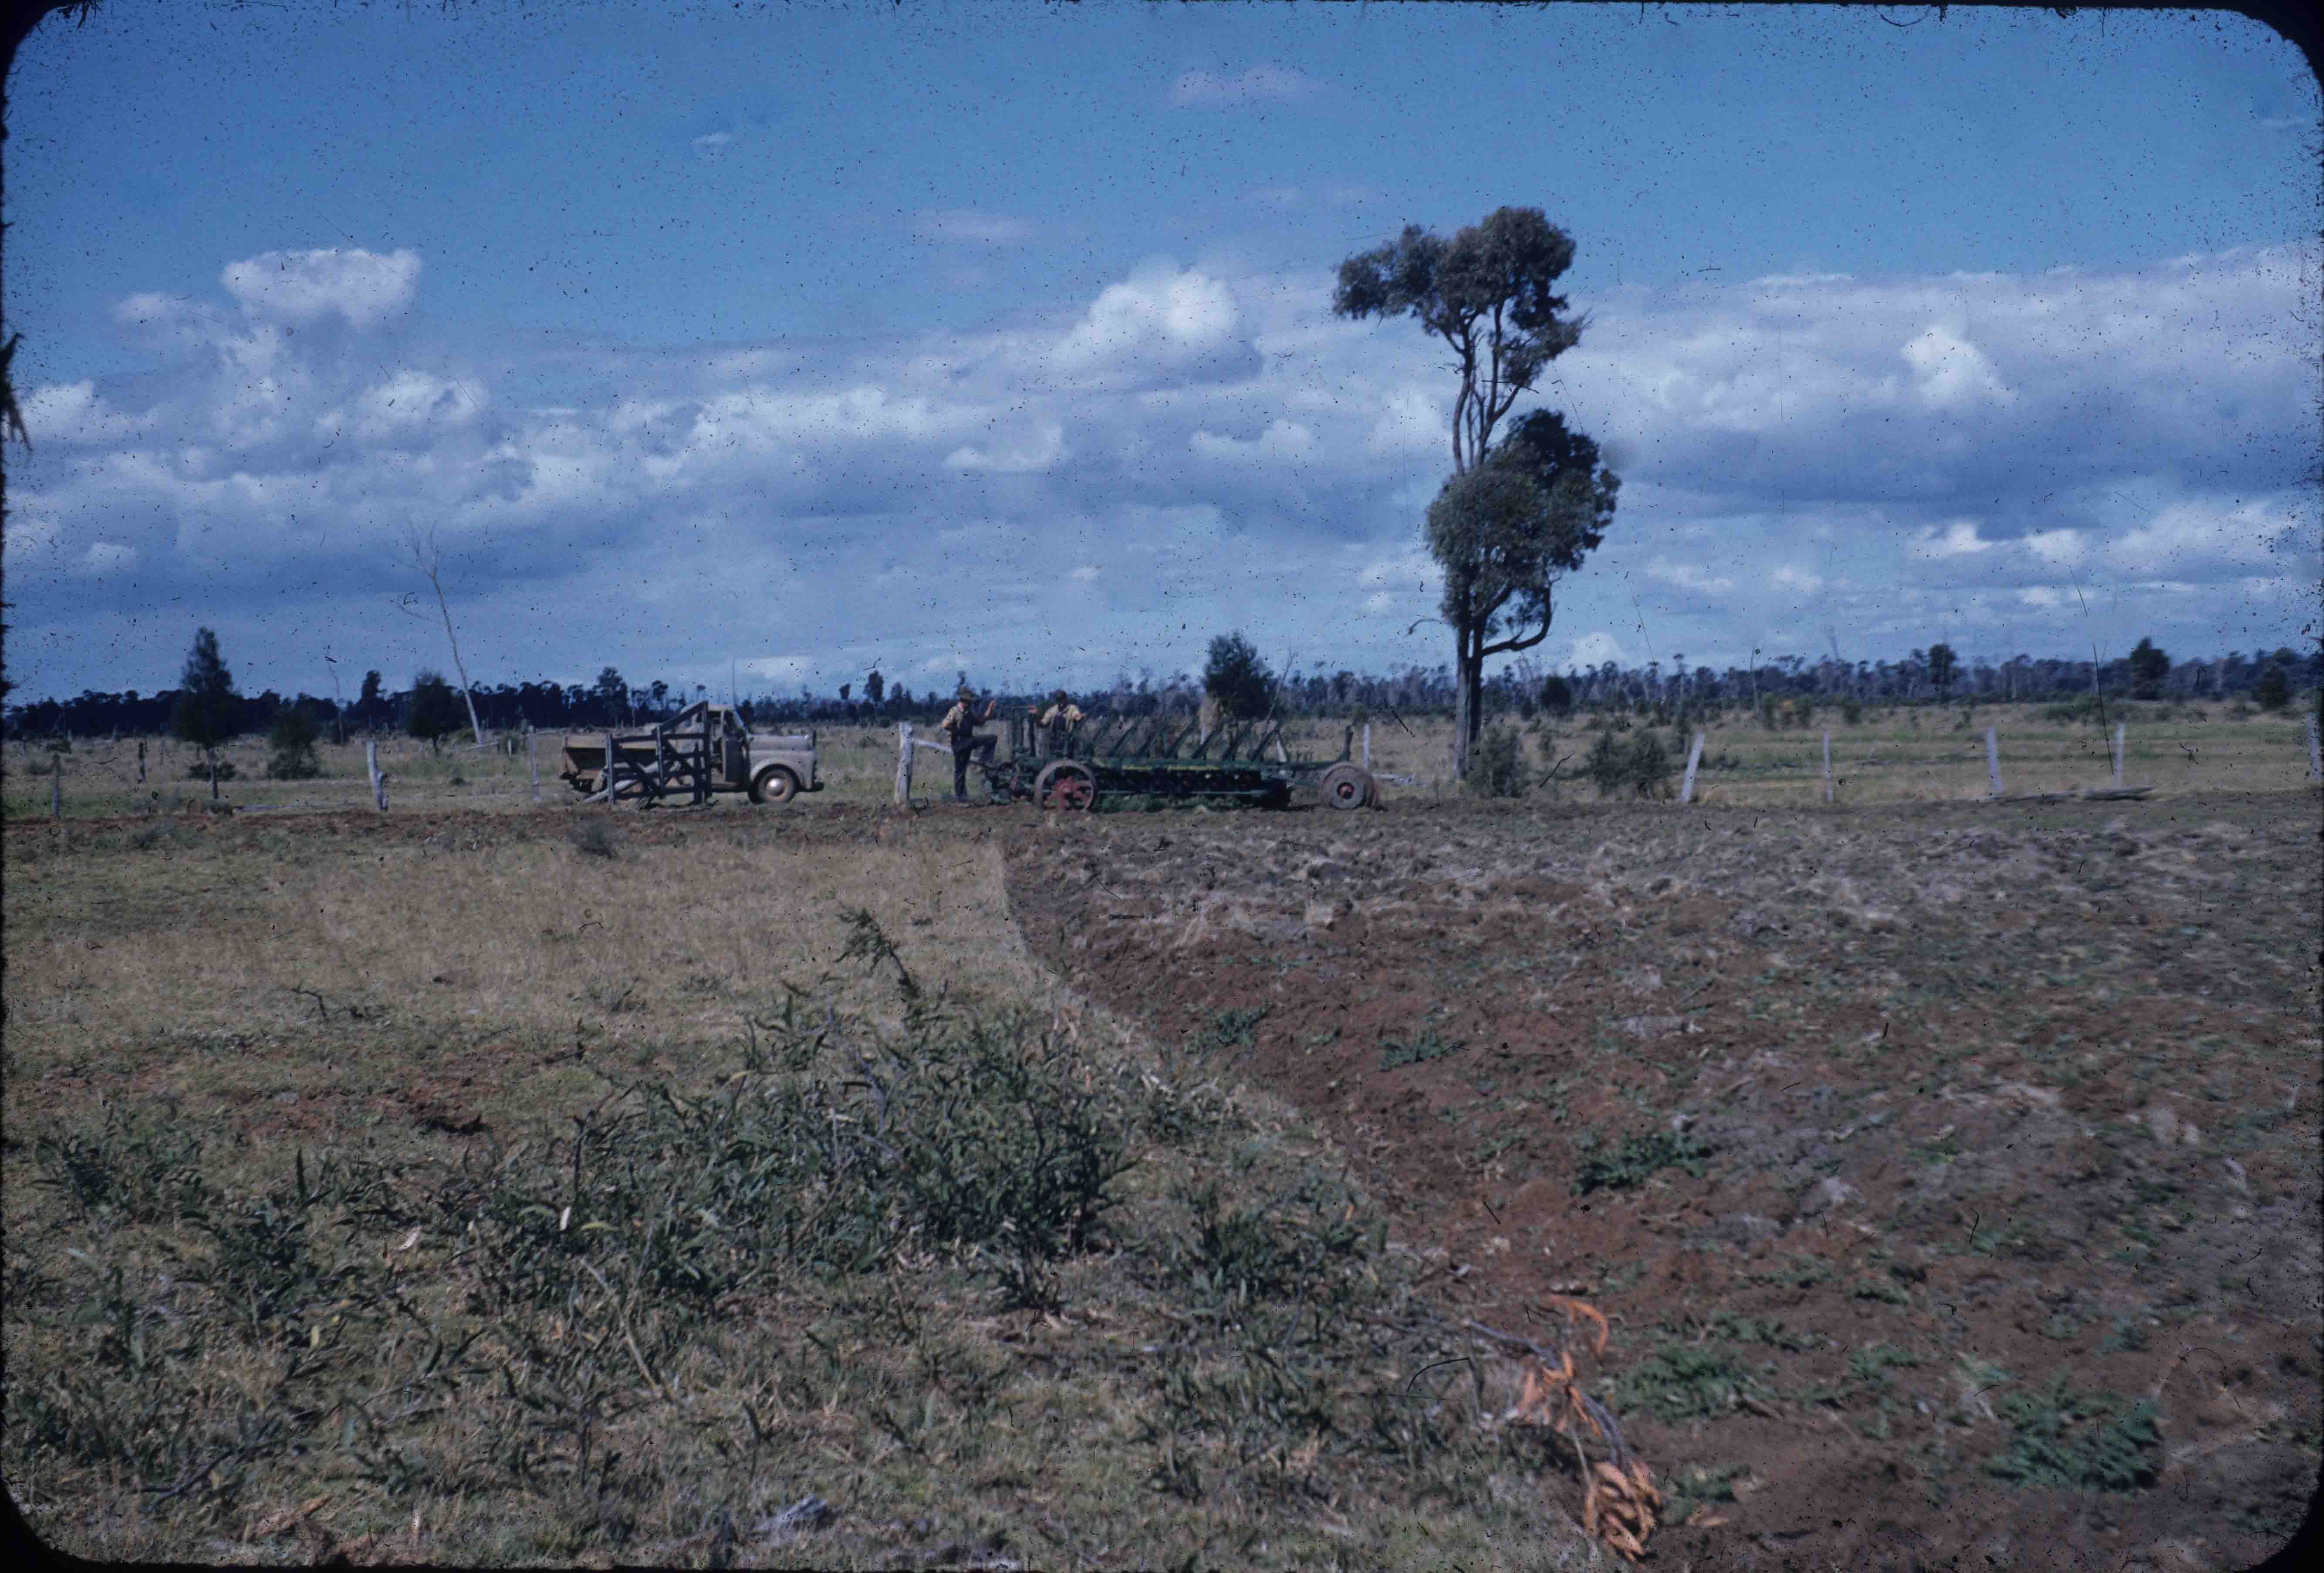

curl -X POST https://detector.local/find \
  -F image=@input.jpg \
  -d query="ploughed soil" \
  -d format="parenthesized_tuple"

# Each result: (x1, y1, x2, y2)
(1004, 792, 2323, 1572)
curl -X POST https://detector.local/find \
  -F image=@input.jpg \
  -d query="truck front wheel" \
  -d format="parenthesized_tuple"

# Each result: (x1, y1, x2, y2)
(750, 766, 800, 805)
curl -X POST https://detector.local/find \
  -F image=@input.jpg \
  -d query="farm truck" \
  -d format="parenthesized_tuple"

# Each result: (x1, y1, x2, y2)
(558, 702, 820, 806)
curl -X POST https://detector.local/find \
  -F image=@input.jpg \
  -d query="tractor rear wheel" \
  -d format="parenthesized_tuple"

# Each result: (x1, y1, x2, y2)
(1034, 761, 1097, 811)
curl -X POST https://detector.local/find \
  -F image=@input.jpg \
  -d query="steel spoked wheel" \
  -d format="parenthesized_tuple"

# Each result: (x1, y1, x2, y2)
(751, 766, 799, 805)
(1317, 763, 1375, 811)
(1034, 761, 1097, 811)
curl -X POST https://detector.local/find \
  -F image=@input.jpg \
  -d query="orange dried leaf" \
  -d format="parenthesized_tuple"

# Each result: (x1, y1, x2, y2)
(1544, 1294, 1612, 1354)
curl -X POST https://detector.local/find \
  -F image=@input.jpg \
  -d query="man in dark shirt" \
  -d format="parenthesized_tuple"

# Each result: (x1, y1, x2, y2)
(939, 686, 998, 803)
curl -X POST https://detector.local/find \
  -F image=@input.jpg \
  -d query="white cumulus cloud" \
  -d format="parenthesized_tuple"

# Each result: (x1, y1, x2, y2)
(1908, 520, 1995, 560)
(1901, 323, 2016, 409)
(1047, 261, 1244, 387)
(1645, 558, 1738, 594)
(220, 247, 421, 330)
(1567, 632, 1631, 669)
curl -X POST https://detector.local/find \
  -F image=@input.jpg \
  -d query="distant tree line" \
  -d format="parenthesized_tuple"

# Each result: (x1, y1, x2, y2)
(7, 635, 2318, 745)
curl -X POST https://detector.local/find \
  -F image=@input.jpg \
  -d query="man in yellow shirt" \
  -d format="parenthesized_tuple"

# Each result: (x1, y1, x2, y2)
(940, 686, 999, 803)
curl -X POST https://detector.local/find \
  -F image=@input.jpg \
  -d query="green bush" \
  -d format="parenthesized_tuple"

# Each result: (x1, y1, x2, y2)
(1627, 730, 1673, 798)
(1841, 695, 1863, 725)
(265, 704, 323, 780)
(182, 760, 239, 782)
(2253, 665, 2290, 711)
(1585, 729, 1631, 797)
(1463, 726, 1528, 799)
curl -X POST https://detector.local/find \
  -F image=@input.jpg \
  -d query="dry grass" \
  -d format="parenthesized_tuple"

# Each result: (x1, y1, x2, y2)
(1346, 702, 2321, 808)
(5, 700, 2313, 820)
(3, 808, 1618, 1569)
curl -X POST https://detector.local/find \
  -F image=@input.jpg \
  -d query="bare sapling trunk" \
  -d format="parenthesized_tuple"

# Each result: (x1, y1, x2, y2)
(208, 746, 220, 801)
(406, 524, 488, 748)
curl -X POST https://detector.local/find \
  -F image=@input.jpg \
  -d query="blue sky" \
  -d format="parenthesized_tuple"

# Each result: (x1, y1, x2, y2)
(7, 0, 2318, 704)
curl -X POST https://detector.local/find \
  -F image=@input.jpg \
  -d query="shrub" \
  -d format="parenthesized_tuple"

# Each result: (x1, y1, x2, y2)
(1841, 695, 1863, 725)
(1464, 726, 1527, 799)
(2253, 665, 2290, 711)
(1585, 729, 1632, 797)
(1626, 729, 1673, 798)
(1538, 674, 1574, 716)
(265, 704, 323, 780)
(182, 760, 239, 782)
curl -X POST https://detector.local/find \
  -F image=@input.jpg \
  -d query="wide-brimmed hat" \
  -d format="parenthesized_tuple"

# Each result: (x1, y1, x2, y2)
(1051, 689, 1070, 703)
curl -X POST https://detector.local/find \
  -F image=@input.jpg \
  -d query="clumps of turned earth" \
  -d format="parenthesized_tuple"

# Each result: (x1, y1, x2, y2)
(1004, 791, 2321, 1572)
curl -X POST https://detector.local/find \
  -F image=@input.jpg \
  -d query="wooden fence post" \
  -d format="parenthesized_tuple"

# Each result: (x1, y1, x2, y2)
(2111, 721, 2125, 789)
(895, 721, 914, 804)
(1679, 731, 1706, 804)
(2307, 712, 2321, 783)
(1985, 726, 2002, 797)
(1822, 729, 1834, 803)
(527, 726, 540, 805)
(51, 758, 62, 819)
(137, 738, 146, 784)
(1362, 723, 1372, 770)
(365, 740, 386, 811)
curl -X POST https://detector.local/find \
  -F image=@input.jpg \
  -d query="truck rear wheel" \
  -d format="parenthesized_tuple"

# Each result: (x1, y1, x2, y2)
(750, 766, 800, 805)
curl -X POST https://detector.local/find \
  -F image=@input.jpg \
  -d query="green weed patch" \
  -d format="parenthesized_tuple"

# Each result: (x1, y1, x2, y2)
(1984, 1373, 2162, 1493)
(1378, 1026, 1467, 1071)
(1603, 1343, 1775, 1424)
(1574, 1127, 1710, 1194)
(1187, 1006, 1272, 1058)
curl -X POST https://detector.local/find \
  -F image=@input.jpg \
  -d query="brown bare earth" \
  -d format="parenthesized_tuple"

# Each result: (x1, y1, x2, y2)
(1004, 792, 2322, 1573)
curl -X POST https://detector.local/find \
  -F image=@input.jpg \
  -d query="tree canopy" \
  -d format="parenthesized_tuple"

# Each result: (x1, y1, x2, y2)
(2127, 637, 2170, 699)
(1926, 644, 1959, 699)
(406, 670, 467, 753)
(1333, 207, 1584, 476)
(1203, 632, 1274, 721)
(1423, 411, 1618, 711)
(170, 628, 239, 753)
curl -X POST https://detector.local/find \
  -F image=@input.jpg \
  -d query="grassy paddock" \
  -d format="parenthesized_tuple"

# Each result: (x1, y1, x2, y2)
(4, 701, 2313, 820)
(4, 810, 1617, 1569)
